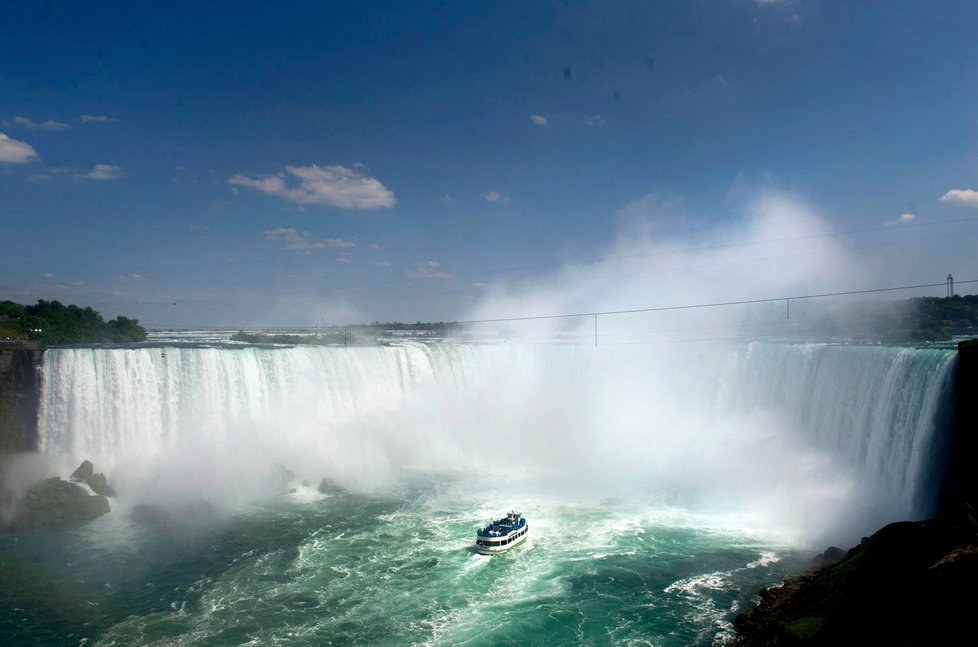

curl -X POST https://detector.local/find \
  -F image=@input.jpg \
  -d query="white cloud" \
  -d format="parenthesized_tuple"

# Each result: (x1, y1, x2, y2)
(370, 243, 382, 250)
(79, 164, 124, 180)
(0, 132, 40, 164)
(115, 274, 144, 282)
(440, 194, 456, 205)
(940, 189, 978, 208)
(373, 260, 391, 267)
(14, 116, 71, 131)
(79, 114, 118, 123)
(485, 190, 511, 204)
(230, 164, 396, 210)
(530, 114, 549, 127)
(585, 115, 606, 127)
(41, 272, 55, 279)
(472, 282, 490, 289)
(336, 256, 352, 264)
(263, 227, 356, 251)
(407, 260, 453, 279)
(885, 212, 916, 226)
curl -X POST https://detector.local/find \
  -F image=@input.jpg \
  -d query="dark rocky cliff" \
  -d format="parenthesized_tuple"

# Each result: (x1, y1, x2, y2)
(0, 341, 45, 454)
(936, 339, 978, 518)
(734, 517, 978, 645)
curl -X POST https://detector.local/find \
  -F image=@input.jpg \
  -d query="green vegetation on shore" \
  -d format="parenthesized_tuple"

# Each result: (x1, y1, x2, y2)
(897, 294, 978, 341)
(0, 300, 147, 344)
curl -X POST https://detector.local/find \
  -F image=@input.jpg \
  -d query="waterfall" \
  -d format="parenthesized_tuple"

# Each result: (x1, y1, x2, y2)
(716, 343, 956, 517)
(36, 341, 956, 534)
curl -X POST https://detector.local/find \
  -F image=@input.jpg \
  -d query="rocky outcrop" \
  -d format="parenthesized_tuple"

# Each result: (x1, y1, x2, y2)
(69, 460, 117, 497)
(8, 477, 110, 529)
(0, 459, 116, 532)
(936, 339, 978, 517)
(735, 517, 978, 645)
(318, 476, 346, 494)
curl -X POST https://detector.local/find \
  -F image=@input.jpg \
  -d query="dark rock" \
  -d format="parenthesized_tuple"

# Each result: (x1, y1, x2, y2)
(70, 460, 94, 481)
(12, 477, 110, 528)
(86, 472, 116, 497)
(810, 545, 846, 569)
(318, 476, 346, 494)
(270, 463, 298, 494)
(68, 460, 116, 497)
(735, 517, 978, 645)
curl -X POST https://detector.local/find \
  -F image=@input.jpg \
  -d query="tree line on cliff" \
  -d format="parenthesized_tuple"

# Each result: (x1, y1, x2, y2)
(0, 300, 146, 344)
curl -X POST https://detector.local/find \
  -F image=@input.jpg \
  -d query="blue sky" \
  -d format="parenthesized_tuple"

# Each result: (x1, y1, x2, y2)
(2, 0, 977, 328)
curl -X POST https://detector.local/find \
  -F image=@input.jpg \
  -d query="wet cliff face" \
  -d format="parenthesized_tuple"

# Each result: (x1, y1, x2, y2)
(0, 343, 44, 454)
(936, 340, 978, 517)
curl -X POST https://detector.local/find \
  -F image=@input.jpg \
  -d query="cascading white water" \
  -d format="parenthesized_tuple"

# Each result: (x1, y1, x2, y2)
(36, 341, 956, 540)
(718, 343, 956, 513)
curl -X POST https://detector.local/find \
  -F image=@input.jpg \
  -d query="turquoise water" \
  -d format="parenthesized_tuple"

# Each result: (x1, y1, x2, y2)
(0, 476, 806, 646)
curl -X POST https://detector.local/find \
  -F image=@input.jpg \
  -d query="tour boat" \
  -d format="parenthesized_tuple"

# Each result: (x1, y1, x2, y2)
(475, 511, 528, 555)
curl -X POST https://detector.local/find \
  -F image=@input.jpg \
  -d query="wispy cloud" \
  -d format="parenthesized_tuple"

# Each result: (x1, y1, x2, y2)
(230, 164, 396, 210)
(407, 260, 453, 279)
(336, 255, 352, 264)
(885, 212, 916, 226)
(373, 260, 391, 267)
(585, 114, 606, 127)
(530, 114, 549, 127)
(14, 116, 71, 131)
(440, 194, 456, 205)
(78, 114, 119, 123)
(263, 227, 356, 251)
(78, 164, 124, 180)
(41, 272, 55, 279)
(115, 273, 144, 282)
(940, 189, 978, 208)
(0, 132, 40, 164)
(485, 190, 511, 204)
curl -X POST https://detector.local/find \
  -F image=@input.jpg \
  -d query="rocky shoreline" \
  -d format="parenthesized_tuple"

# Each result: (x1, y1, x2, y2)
(734, 515, 978, 645)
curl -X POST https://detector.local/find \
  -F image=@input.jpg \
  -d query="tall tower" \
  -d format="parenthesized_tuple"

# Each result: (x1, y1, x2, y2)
(947, 273, 954, 298)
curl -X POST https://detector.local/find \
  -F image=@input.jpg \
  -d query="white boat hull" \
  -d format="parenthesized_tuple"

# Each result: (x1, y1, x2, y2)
(475, 527, 529, 555)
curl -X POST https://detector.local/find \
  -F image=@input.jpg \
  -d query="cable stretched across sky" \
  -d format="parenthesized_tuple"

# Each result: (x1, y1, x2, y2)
(450, 278, 978, 327)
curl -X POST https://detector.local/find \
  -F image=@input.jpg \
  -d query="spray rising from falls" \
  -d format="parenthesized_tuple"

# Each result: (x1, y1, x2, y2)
(36, 341, 956, 543)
